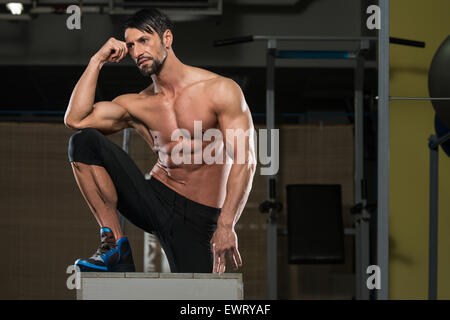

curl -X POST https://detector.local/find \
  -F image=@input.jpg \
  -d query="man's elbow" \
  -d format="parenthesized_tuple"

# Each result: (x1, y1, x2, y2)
(64, 116, 75, 129)
(64, 114, 72, 128)
(64, 115, 82, 130)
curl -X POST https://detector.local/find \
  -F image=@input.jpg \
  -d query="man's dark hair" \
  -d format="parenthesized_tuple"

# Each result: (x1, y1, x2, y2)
(124, 9, 174, 40)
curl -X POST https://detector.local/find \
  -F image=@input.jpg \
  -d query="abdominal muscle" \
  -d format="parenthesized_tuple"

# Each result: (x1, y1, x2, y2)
(149, 151, 232, 209)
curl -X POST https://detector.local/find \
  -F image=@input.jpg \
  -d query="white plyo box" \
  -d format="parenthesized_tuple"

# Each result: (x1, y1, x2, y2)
(76, 272, 243, 300)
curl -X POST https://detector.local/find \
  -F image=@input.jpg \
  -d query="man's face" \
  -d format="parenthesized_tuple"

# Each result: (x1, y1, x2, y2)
(125, 27, 167, 77)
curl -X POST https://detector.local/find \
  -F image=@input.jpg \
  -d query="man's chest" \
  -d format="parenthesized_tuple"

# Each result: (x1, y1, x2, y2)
(128, 89, 219, 148)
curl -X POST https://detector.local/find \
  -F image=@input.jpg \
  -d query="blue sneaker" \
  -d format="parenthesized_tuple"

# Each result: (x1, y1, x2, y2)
(75, 227, 136, 272)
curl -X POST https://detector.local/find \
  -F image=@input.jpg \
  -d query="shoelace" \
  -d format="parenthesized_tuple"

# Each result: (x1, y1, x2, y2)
(94, 242, 117, 256)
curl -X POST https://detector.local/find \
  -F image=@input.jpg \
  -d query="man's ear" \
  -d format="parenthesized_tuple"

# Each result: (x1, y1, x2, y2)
(163, 29, 173, 49)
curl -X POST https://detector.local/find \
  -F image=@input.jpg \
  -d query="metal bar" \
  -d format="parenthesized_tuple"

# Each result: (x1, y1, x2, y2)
(276, 50, 356, 60)
(377, 0, 390, 300)
(355, 219, 362, 299)
(213, 36, 254, 47)
(390, 97, 450, 101)
(430, 132, 450, 149)
(5, 0, 214, 6)
(27, 7, 221, 14)
(375, 96, 450, 101)
(252, 112, 375, 118)
(354, 53, 365, 216)
(345, 228, 356, 236)
(389, 37, 425, 48)
(266, 39, 277, 301)
(217, 0, 223, 16)
(214, 35, 427, 49)
(429, 135, 439, 300)
(0, 110, 65, 115)
(253, 36, 378, 42)
(354, 52, 363, 300)
(0, 13, 32, 20)
(354, 52, 370, 299)
(360, 218, 371, 298)
(114, 1, 211, 7)
(30, 6, 101, 13)
(110, 8, 222, 16)
(0, 0, 32, 3)
(213, 35, 376, 47)
(214, 35, 425, 47)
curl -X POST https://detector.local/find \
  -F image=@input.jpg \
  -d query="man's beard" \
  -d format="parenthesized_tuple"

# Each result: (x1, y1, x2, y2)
(138, 49, 167, 77)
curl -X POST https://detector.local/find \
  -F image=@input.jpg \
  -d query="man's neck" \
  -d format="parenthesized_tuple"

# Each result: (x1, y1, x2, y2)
(151, 54, 189, 96)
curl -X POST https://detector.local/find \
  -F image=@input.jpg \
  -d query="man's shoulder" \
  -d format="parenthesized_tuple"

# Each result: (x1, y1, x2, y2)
(112, 93, 141, 104)
(112, 85, 155, 105)
(206, 76, 243, 108)
(198, 76, 246, 117)
(202, 74, 242, 104)
(205, 74, 239, 90)
(188, 66, 240, 91)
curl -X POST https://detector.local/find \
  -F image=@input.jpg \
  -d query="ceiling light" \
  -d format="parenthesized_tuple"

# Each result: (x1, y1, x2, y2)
(6, 3, 24, 15)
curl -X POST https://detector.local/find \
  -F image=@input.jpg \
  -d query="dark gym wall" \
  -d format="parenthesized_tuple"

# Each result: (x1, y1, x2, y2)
(0, 0, 366, 68)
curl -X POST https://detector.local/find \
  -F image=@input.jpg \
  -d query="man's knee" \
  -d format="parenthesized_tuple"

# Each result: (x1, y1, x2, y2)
(68, 128, 104, 165)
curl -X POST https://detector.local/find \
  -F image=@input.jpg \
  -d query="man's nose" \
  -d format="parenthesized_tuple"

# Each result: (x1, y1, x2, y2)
(133, 43, 145, 59)
(132, 52, 143, 63)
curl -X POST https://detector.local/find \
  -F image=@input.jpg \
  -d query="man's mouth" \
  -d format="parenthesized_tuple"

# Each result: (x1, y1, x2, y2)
(138, 59, 152, 67)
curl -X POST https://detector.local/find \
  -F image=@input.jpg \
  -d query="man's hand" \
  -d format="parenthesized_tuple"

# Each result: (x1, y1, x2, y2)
(210, 225, 243, 274)
(92, 37, 128, 66)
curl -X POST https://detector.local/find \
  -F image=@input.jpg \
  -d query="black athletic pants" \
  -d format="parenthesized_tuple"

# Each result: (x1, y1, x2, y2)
(68, 128, 221, 273)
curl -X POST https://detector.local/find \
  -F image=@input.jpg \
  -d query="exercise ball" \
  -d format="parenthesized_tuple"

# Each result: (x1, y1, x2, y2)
(429, 35, 450, 127)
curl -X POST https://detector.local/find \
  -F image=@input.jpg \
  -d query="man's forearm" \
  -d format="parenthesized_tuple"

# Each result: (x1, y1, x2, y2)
(64, 57, 103, 127)
(218, 163, 256, 228)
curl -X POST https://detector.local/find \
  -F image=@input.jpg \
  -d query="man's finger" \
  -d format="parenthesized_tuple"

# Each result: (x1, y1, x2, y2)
(121, 48, 128, 61)
(219, 252, 226, 274)
(212, 246, 220, 273)
(233, 247, 243, 267)
(118, 45, 128, 61)
(210, 242, 215, 270)
(116, 47, 124, 61)
(114, 45, 123, 59)
(110, 48, 120, 61)
(228, 249, 238, 270)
